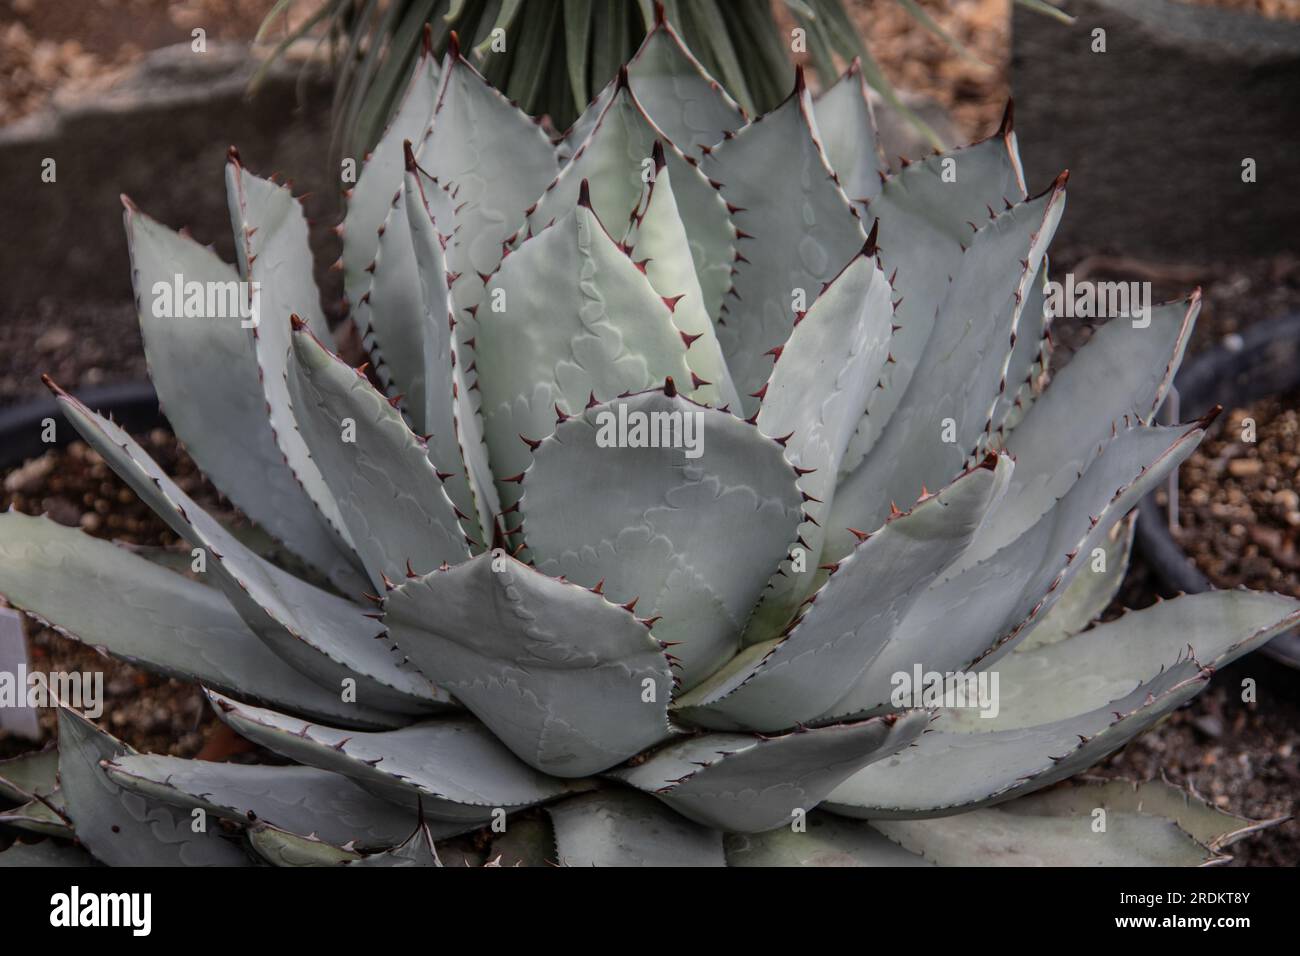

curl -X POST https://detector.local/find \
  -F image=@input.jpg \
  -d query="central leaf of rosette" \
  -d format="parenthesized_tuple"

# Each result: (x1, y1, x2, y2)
(519, 387, 805, 689)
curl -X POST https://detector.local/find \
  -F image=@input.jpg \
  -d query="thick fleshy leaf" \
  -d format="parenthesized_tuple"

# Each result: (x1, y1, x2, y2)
(1017, 513, 1135, 652)
(208, 692, 581, 820)
(824, 420, 1208, 720)
(828, 175, 1067, 558)
(475, 202, 693, 521)
(624, 146, 740, 410)
(611, 713, 928, 832)
(724, 813, 931, 867)
(342, 42, 440, 319)
(700, 76, 866, 416)
(104, 755, 430, 850)
(621, 12, 744, 154)
(406, 162, 499, 545)
(532, 78, 736, 324)
(0, 839, 96, 867)
(52, 389, 445, 716)
(841, 122, 1028, 471)
(124, 202, 362, 592)
(1011, 777, 1286, 852)
(286, 320, 471, 593)
(973, 294, 1199, 560)
(0, 512, 404, 729)
(225, 157, 359, 578)
(519, 388, 803, 686)
(812, 61, 884, 207)
(744, 248, 895, 634)
(385, 550, 673, 777)
(676, 457, 1012, 731)
(870, 807, 1216, 866)
(0, 794, 71, 838)
(246, 822, 360, 866)
(0, 746, 58, 801)
(548, 789, 725, 867)
(419, 46, 557, 323)
(825, 591, 1300, 818)
(56, 708, 250, 866)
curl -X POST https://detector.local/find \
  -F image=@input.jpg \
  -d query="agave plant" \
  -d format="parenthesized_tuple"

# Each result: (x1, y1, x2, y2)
(0, 16, 1293, 868)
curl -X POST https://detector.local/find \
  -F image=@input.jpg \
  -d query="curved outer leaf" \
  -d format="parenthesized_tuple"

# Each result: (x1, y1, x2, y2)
(620, 13, 745, 155)
(1009, 777, 1287, 852)
(0, 795, 71, 838)
(827, 175, 1067, 559)
(841, 124, 1028, 472)
(0, 512, 403, 729)
(724, 813, 931, 867)
(56, 709, 250, 867)
(624, 147, 740, 410)
(610, 712, 928, 833)
(247, 822, 361, 866)
(548, 789, 725, 867)
(825, 591, 1300, 818)
(1016, 513, 1135, 652)
(699, 76, 866, 417)
(532, 79, 736, 324)
(418, 47, 557, 326)
(0, 840, 97, 867)
(676, 456, 1013, 731)
(971, 295, 1199, 562)
(823, 420, 1209, 721)
(519, 389, 804, 687)
(407, 162, 500, 545)
(475, 202, 693, 522)
(0, 746, 58, 801)
(744, 248, 895, 634)
(385, 550, 674, 777)
(124, 203, 363, 593)
(225, 157, 361, 581)
(104, 755, 437, 850)
(53, 388, 445, 716)
(870, 807, 1216, 866)
(286, 320, 471, 593)
(342, 42, 440, 321)
(208, 691, 581, 820)
(812, 60, 884, 208)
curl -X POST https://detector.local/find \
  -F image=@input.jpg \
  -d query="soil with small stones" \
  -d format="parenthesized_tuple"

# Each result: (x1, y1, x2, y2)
(1166, 397, 1300, 596)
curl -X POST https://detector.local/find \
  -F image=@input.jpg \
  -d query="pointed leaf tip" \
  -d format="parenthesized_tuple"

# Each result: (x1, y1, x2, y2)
(227, 145, 241, 165)
(652, 139, 667, 171)
(653, 0, 666, 26)
(421, 22, 433, 55)
(616, 65, 631, 90)
(289, 313, 308, 332)
(999, 99, 1015, 136)
(577, 179, 593, 210)
(447, 30, 461, 60)
(403, 139, 417, 172)
(793, 64, 807, 96)
(863, 219, 880, 258)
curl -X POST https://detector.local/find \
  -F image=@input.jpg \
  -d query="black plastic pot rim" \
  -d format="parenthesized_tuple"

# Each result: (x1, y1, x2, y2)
(0, 381, 162, 473)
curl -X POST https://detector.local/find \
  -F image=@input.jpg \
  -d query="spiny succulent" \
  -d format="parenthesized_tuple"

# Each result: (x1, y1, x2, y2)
(0, 15, 1294, 868)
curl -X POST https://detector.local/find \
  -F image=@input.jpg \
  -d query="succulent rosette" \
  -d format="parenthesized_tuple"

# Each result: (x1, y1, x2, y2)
(0, 13, 1292, 868)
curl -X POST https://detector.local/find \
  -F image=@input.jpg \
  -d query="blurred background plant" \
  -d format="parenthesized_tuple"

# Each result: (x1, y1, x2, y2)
(253, 0, 1071, 158)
